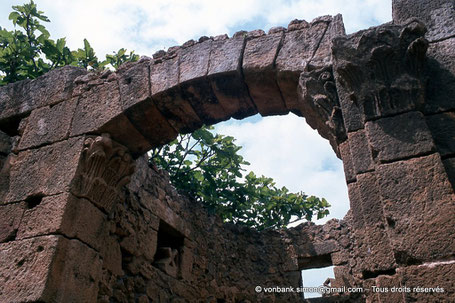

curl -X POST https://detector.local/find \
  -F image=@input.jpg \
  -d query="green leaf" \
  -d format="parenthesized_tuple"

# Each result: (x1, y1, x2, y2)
(8, 12, 20, 25)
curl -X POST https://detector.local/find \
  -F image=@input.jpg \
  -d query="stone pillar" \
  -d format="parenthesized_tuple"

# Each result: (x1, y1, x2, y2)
(332, 17, 455, 302)
(0, 130, 135, 301)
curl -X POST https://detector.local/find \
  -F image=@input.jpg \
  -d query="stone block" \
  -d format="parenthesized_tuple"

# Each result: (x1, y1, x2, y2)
(243, 32, 288, 116)
(377, 153, 455, 263)
(310, 15, 345, 68)
(100, 236, 123, 276)
(45, 237, 102, 302)
(0, 66, 86, 122)
(118, 58, 152, 110)
(208, 36, 257, 120)
(365, 111, 435, 163)
(347, 130, 375, 174)
(393, 0, 455, 41)
(70, 81, 122, 136)
(151, 56, 202, 133)
(180, 79, 227, 125)
(276, 20, 328, 109)
(18, 98, 78, 150)
(0, 235, 101, 302)
(179, 40, 211, 83)
(425, 38, 455, 114)
(123, 99, 178, 148)
(426, 111, 455, 156)
(178, 40, 228, 124)
(0, 202, 26, 243)
(98, 113, 152, 157)
(339, 141, 355, 183)
(151, 54, 180, 95)
(375, 274, 405, 303)
(3, 137, 85, 203)
(17, 193, 106, 251)
(355, 173, 396, 273)
(331, 250, 350, 266)
(332, 265, 355, 289)
(400, 261, 455, 302)
(0, 235, 60, 302)
(347, 182, 364, 231)
(355, 173, 385, 226)
(333, 22, 427, 125)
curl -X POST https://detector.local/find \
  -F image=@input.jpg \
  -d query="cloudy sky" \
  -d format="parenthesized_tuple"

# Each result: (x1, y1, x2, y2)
(1, 0, 392, 294)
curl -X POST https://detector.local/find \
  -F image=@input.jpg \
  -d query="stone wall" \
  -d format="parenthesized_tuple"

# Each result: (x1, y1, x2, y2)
(0, 0, 455, 302)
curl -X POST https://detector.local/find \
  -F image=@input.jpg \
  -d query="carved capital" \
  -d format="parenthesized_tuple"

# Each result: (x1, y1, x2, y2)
(72, 133, 135, 213)
(333, 20, 429, 126)
(298, 65, 347, 155)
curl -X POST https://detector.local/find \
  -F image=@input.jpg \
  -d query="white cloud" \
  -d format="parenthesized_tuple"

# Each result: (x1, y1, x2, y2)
(215, 114, 350, 224)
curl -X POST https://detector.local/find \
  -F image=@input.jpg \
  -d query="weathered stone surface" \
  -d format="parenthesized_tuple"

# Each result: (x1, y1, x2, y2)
(17, 193, 106, 251)
(178, 40, 228, 124)
(333, 21, 428, 125)
(375, 274, 405, 303)
(393, 0, 455, 41)
(2, 137, 85, 203)
(18, 97, 78, 150)
(366, 111, 435, 163)
(425, 38, 455, 113)
(339, 141, 355, 183)
(298, 65, 346, 153)
(208, 36, 257, 119)
(243, 32, 288, 116)
(98, 113, 153, 157)
(356, 173, 396, 273)
(276, 20, 328, 108)
(150, 56, 202, 133)
(71, 134, 135, 213)
(400, 261, 455, 302)
(0, 235, 60, 302)
(348, 130, 374, 174)
(377, 154, 455, 263)
(180, 79, 227, 125)
(117, 58, 151, 110)
(0, 235, 101, 302)
(0, 202, 25, 243)
(0, 130, 11, 155)
(426, 111, 455, 156)
(310, 14, 345, 68)
(71, 80, 122, 136)
(124, 99, 178, 147)
(0, 66, 86, 122)
(45, 237, 102, 302)
(179, 40, 211, 83)
(443, 158, 455, 191)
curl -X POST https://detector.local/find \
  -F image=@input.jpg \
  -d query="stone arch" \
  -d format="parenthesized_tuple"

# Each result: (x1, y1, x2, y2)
(65, 14, 345, 158)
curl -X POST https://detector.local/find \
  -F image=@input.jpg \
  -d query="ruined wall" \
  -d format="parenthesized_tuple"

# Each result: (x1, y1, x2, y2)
(1, 0, 455, 302)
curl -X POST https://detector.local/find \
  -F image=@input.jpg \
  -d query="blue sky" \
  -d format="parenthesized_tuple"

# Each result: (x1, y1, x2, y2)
(0, 0, 392, 296)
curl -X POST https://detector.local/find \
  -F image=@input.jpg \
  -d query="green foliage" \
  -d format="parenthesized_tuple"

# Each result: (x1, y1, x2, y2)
(150, 126, 330, 230)
(104, 48, 139, 70)
(0, 0, 139, 85)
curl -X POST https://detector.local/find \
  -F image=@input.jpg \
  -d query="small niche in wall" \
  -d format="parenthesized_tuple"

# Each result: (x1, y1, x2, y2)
(153, 220, 185, 278)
